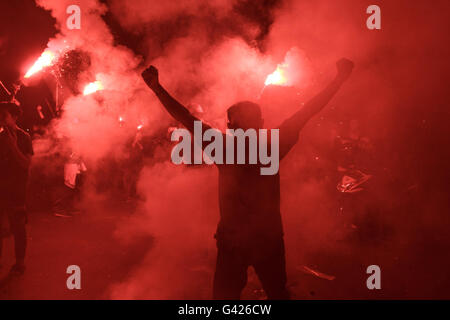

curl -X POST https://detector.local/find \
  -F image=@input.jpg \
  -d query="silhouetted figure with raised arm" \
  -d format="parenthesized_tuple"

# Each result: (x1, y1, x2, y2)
(142, 58, 354, 299)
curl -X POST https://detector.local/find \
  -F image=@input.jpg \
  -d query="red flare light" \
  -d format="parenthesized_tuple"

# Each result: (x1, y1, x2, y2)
(264, 64, 288, 86)
(24, 50, 55, 78)
(83, 81, 104, 95)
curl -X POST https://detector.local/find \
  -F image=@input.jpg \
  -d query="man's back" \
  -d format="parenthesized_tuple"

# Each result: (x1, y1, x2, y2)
(216, 162, 283, 246)
(141, 59, 353, 299)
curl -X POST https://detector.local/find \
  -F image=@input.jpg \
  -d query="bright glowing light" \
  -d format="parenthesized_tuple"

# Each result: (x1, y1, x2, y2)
(137, 124, 144, 130)
(83, 81, 104, 95)
(264, 64, 287, 86)
(24, 50, 55, 78)
(119, 116, 124, 122)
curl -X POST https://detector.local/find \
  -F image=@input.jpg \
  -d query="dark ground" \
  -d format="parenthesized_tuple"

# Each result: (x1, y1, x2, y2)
(1, 196, 446, 300)
(0, 201, 153, 300)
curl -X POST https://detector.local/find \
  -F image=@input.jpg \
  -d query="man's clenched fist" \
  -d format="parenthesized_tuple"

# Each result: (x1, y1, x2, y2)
(142, 65, 159, 90)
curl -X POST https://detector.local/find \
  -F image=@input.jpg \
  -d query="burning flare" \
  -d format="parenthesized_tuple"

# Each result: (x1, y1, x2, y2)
(24, 50, 55, 78)
(83, 81, 104, 95)
(264, 64, 288, 86)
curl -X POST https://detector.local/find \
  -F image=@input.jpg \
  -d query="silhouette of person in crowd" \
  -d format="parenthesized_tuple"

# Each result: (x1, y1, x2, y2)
(141, 58, 353, 299)
(0, 102, 33, 275)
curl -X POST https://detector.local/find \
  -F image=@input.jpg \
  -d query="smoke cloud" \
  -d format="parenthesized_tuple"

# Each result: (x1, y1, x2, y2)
(29, 0, 450, 298)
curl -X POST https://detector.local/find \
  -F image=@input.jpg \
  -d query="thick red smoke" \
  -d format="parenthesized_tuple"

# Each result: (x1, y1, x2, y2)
(25, 0, 450, 299)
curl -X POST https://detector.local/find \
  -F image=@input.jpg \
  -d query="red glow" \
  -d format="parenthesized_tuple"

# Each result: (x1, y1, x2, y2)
(265, 64, 288, 86)
(24, 50, 55, 78)
(83, 80, 104, 95)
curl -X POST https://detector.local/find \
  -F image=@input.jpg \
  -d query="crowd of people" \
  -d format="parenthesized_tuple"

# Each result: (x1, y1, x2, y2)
(0, 58, 386, 299)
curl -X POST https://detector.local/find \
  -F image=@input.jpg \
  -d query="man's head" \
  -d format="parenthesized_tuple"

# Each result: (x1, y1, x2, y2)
(227, 101, 263, 130)
(0, 102, 22, 127)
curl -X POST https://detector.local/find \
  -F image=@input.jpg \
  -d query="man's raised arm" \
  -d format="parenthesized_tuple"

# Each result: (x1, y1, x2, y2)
(142, 65, 207, 133)
(279, 58, 354, 158)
